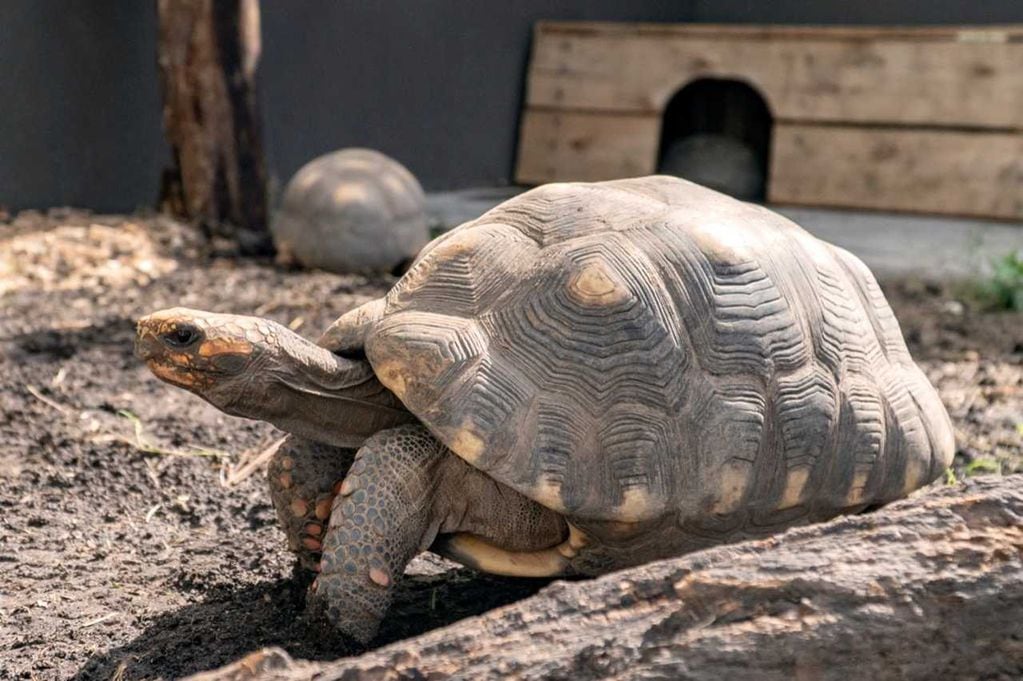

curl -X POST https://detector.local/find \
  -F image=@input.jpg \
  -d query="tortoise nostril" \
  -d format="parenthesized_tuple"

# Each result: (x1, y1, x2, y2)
(134, 336, 154, 360)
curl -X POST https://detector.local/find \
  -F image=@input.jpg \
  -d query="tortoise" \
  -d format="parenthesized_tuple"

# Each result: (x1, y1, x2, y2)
(135, 175, 954, 642)
(271, 148, 428, 274)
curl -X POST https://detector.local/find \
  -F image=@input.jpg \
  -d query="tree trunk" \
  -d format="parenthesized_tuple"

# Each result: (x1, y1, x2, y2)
(157, 0, 271, 254)
(187, 475, 1023, 681)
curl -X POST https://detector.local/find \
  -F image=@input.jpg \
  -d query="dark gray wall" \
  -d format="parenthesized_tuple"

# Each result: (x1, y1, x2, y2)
(0, 1, 165, 213)
(260, 2, 694, 194)
(2, 1, 1022, 212)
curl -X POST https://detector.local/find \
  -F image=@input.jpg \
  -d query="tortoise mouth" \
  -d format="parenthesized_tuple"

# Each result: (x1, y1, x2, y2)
(145, 358, 196, 386)
(143, 357, 231, 391)
(144, 358, 226, 374)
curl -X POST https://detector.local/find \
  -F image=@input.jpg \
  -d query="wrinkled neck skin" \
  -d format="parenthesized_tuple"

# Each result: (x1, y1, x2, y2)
(219, 332, 414, 448)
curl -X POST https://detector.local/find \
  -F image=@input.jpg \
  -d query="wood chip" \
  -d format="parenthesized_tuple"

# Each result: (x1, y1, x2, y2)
(82, 612, 118, 628)
(145, 504, 162, 523)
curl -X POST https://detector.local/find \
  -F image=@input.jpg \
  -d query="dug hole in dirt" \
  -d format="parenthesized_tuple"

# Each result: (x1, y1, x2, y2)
(1, 211, 1020, 680)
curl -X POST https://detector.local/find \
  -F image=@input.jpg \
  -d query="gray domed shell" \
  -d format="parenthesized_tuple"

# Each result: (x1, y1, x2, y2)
(344, 176, 954, 524)
(272, 148, 428, 274)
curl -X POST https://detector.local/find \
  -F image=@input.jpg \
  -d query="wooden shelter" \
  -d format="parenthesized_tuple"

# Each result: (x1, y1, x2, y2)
(516, 22, 1023, 219)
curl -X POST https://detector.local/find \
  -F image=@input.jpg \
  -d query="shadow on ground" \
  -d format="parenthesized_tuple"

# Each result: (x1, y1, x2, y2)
(73, 567, 550, 680)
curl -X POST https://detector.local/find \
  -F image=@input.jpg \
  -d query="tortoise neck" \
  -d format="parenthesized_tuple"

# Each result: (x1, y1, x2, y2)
(242, 329, 416, 447)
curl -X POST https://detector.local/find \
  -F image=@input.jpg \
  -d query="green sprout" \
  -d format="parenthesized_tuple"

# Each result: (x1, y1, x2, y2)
(979, 249, 1023, 312)
(117, 409, 230, 459)
(964, 457, 1002, 477)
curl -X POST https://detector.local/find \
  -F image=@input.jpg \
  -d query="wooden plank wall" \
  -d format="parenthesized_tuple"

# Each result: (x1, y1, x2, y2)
(516, 110, 660, 182)
(770, 125, 1023, 218)
(516, 22, 1023, 219)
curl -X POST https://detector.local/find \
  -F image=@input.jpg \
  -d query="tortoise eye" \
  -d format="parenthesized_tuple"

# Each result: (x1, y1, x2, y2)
(163, 325, 202, 348)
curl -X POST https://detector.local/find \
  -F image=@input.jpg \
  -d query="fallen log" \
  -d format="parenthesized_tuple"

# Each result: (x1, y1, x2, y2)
(188, 475, 1023, 680)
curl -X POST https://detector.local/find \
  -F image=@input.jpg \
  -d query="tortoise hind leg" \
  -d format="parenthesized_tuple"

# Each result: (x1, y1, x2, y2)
(433, 525, 586, 578)
(268, 435, 356, 571)
(310, 424, 567, 643)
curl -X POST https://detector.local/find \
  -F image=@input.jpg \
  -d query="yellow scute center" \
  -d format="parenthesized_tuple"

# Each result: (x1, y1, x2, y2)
(373, 358, 408, 399)
(567, 260, 631, 305)
(448, 420, 486, 463)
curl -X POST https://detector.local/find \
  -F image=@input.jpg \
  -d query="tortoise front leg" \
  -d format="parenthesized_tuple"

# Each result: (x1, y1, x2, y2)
(310, 425, 444, 642)
(267, 436, 356, 571)
(310, 424, 568, 643)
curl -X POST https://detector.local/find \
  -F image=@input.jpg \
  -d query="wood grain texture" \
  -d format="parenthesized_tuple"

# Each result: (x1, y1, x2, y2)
(537, 21, 1023, 42)
(515, 109, 660, 184)
(525, 23, 1023, 127)
(185, 475, 1023, 681)
(514, 21, 1023, 220)
(769, 124, 1023, 219)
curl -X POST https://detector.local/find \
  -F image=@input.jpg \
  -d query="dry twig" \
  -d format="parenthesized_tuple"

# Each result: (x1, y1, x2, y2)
(220, 435, 287, 487)
(26, 385, 72, 415)
(82, 612, 118, 628)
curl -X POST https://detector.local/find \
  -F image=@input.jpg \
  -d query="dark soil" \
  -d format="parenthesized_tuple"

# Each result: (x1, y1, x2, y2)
(1, 212, 1020, 680)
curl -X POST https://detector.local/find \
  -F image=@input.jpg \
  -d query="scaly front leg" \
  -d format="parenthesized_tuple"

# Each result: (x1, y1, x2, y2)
(268, 435, 356, 571)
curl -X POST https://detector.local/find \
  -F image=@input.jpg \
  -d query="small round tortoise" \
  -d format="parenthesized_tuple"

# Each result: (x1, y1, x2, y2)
(271, 148, 428, 274)
(136, 176, 954, 642)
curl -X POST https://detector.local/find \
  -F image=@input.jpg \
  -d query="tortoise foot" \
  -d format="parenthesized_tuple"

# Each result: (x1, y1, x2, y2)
(268, 436, 356, 571)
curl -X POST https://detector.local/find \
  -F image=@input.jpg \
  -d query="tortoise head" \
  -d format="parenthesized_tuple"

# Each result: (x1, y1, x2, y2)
(135, 307, 412, 447)
(135, 308, 270, 392)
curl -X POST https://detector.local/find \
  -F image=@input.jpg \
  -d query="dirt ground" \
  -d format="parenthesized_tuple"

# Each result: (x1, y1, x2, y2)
(1, 212, 1020, 680)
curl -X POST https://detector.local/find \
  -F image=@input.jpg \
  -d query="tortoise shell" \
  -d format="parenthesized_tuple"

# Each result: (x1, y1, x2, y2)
(332, 176, 954, 524)
(272, 148, 428, 274)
